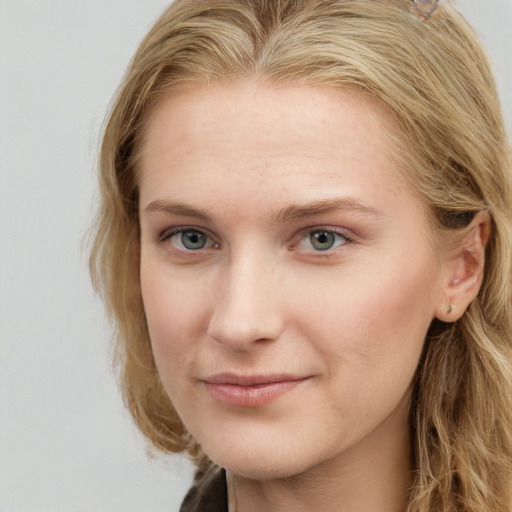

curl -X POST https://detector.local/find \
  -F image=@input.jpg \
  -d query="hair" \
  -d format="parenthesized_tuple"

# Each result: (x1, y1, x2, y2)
(89, 1, 512, 510)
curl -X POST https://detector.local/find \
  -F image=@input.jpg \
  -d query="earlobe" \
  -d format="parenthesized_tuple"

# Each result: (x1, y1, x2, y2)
(435, 212, 490, 323)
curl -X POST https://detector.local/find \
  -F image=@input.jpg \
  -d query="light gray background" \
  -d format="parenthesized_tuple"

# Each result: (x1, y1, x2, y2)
(0, 1, 510, 511)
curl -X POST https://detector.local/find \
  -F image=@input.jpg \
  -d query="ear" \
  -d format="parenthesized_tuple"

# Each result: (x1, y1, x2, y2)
(435, 211, 491, 322)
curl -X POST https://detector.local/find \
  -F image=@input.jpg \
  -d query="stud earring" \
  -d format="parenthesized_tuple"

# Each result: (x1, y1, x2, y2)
(410, 0, 446, 20)
(447, 304, 453, 314)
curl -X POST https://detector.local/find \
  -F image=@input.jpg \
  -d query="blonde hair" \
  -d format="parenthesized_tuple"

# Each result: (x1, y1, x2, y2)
(89, 1, 512, 510)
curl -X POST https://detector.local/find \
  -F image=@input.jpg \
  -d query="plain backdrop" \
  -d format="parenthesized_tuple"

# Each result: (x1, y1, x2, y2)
(0, 1, 510, 511)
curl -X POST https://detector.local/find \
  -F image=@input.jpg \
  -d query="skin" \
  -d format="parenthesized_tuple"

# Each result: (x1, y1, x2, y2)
(137, 80, 488, 512)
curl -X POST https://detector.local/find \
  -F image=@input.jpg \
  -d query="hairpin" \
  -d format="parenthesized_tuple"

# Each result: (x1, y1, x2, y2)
(410, 0, 446, 20)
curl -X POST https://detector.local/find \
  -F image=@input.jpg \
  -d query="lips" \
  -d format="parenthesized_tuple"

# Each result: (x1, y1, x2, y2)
(201, 373, 310, 407)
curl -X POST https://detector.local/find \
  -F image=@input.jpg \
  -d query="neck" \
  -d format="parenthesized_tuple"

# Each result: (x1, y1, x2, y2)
(227, 400, 412, 512)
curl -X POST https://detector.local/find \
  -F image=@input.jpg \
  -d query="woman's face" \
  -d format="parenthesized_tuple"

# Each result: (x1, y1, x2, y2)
(138, 80, 447, 479)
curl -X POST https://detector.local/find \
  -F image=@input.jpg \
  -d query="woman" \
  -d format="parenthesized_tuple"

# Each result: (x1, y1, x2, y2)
(90, 0, 512, 510)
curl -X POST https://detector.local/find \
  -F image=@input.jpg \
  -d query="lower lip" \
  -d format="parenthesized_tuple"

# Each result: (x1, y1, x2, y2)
(204, 379, 305, 407)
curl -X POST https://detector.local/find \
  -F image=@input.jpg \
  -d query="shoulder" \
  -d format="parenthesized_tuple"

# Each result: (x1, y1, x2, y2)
(180, 466, 227, 512)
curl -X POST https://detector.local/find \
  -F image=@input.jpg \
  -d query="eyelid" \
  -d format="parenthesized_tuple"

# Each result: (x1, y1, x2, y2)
(292, 225, 354, 253)
(158, 225, 219, 250)
(156, 224, 354, 254)
(295, 224, 354, 239)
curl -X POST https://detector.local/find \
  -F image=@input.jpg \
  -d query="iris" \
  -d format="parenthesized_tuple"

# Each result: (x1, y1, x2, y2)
(310, 231, 338, 251)
(181, 231, 207, 250)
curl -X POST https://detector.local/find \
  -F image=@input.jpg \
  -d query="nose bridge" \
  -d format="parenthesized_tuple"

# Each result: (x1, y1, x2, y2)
(207, 247, 283, 350)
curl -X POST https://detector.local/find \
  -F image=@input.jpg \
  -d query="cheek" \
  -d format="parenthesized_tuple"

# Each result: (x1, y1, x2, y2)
(140, 263, 207, 377)
(292, 249, 440, 368)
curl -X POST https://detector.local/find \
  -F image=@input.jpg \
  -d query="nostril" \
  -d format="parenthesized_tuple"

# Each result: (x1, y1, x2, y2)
(207, 320, 281, 351)
(207, 300, 283, 350)
(206, 258, 284, 349)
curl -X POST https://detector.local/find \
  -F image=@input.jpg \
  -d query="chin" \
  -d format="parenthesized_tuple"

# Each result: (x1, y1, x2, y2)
(219, 458, 310, 481)
(203, 439, 316, 481)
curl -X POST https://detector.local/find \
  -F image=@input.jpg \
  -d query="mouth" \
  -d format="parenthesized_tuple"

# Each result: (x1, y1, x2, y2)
(201, 373, 311, 407)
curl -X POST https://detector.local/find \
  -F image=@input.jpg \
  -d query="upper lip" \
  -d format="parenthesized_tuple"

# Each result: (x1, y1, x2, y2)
(202, 373, 309, 386)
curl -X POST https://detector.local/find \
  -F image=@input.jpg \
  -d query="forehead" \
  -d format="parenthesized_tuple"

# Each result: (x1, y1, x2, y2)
(141, 80, 397, 163)
(138, 79, 422, 221)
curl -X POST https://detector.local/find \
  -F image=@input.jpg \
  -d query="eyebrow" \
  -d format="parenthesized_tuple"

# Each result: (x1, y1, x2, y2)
(144, 200, 211, 222)
(275, 197, 384, 222)
(144, 197, 385, 222)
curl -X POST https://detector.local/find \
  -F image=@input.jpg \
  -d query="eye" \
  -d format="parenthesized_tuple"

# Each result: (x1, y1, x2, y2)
(161, 228, 218, 251)
(300, 229, 349, 252)
(179, 231, 208, 250)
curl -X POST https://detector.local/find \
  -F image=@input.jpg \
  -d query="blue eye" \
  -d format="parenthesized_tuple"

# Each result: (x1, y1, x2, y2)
(162, 228, 217, 251)
(180, 231, 208, 250)
(308, 230, 348, 251)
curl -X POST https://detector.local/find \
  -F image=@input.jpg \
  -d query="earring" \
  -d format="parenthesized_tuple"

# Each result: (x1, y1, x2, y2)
(410, 0, 446, 20)
(447, 304, 453, 314)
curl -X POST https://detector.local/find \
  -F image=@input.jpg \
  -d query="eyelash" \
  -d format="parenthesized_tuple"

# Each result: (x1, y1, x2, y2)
(159, 226, 219, 251)
(294, 227, 352, 254)
(158, 226, 353, 255)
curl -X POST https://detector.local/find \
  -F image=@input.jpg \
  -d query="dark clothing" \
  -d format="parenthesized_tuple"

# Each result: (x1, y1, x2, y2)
(180, 467, 228, 512)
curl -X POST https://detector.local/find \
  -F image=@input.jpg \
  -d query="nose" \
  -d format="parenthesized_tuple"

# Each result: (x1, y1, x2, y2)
(206, 253, 284, 351)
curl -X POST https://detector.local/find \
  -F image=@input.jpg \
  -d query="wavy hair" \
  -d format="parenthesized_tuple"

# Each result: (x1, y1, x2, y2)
(89, 1, 512, 510)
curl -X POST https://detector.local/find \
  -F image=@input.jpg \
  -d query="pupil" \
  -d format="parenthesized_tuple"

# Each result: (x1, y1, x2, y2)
(311, 231, 335, 250)
(182, 231, 205, 249)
